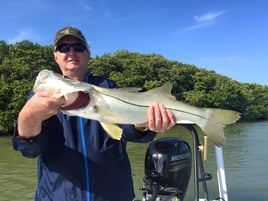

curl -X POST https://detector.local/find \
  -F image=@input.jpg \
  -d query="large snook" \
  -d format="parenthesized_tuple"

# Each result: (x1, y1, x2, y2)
(33, 69, 240, 146)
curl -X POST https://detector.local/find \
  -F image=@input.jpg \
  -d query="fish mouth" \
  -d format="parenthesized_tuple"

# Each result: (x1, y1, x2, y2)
(61, 91, 90, 110)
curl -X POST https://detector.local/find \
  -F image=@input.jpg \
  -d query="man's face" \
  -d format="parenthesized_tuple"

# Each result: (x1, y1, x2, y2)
(54, 36, 90, 80)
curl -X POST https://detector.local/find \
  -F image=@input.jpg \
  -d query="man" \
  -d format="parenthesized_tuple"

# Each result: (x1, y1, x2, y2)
(13, 27, 176, 201)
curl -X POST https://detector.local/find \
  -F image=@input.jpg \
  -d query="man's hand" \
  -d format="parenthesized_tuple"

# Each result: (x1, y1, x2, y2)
(135, 102, 176, 132)
(17, 91, 66, 138)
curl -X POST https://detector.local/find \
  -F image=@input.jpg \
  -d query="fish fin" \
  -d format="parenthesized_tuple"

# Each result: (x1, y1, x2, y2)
(146, 84, 176, 100)
(100, 122, 122, 140)
(198, 109, 240, 146)
(208, 108, 241, 125)
(146, 84, 172, 94)
(199, 120, 226, 147)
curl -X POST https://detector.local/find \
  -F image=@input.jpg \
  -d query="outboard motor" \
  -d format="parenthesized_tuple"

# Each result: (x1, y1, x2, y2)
(140, 137, 192, 201)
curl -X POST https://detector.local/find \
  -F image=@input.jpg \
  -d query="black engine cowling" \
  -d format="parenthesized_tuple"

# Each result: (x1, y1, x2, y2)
(143, 137, 192, 201)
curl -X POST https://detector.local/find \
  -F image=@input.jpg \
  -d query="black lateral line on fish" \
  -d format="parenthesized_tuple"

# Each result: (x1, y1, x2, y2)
(102, 93, 209, 121)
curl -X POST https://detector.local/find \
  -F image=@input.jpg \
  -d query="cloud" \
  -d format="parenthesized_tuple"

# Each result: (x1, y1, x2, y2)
(194, 10, 226, 22)
(8, 30, 39, 44)
(183, 10, 226, 31)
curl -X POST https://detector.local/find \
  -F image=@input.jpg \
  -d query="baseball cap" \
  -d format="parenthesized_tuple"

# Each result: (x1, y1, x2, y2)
(54, 27, 88, 47)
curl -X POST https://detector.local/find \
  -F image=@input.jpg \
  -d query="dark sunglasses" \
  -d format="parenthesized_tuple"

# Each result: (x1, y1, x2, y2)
(56, 43, 87, 53)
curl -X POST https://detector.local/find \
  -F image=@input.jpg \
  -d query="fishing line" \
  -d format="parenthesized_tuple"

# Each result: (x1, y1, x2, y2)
(79, 117, 91, 201)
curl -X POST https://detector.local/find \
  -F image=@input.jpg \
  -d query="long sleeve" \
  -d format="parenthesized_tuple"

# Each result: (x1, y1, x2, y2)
(121, 124, 156, 143)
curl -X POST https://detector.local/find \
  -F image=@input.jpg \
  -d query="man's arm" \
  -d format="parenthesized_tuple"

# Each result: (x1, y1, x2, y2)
(17, 91, 65, 138)
(13, 91, 66, 158)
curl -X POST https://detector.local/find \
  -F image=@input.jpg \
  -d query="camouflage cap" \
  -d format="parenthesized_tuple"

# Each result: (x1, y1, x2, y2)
(54, 27, 88, 47)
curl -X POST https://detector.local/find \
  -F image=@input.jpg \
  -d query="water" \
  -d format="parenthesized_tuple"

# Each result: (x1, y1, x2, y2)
(0, 121, 267, 201)
(0, 138, 37, 201)
(128, 121, 268, 201)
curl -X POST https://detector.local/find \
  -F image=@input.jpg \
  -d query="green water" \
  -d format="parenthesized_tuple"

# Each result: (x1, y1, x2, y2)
(0, 137, 37, 201)
(1, 121, 268, 201)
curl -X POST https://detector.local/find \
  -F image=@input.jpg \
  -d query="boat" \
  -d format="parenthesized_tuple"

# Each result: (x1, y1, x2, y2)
(138, 121, 228, 201)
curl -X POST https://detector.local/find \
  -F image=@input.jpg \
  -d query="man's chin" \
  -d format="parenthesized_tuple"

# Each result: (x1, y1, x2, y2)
(66, 65, 80, 71)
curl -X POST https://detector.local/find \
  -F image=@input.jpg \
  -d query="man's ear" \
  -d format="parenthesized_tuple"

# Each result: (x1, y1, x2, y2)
(54, 52, 59, 63)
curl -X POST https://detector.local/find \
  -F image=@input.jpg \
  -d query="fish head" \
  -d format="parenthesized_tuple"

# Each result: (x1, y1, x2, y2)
(33, 69, 92, 98)
(33, 70, 61, 96)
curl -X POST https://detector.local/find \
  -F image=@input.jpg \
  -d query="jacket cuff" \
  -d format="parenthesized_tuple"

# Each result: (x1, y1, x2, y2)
(121, 124, 156, 143)
(12, 121, 47, 158)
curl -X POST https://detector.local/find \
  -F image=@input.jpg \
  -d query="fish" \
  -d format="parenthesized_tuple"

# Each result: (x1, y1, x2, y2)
(33, 69, 241, 146)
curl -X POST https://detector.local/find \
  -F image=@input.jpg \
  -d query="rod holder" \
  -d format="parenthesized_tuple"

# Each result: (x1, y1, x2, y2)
(198, 136, 208, 160)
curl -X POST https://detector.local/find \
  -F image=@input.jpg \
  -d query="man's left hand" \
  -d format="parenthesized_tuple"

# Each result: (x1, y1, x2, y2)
(135, 102, 176, 132)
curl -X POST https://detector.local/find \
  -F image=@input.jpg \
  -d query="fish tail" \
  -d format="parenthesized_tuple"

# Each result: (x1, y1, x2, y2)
(198, 108, 240, 146)
(200, 120, 226, 146)
(208, 108, 241, 125)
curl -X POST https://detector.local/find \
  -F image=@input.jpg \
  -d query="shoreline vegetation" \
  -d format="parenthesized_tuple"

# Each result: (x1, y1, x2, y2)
(0, 40, 267, 135)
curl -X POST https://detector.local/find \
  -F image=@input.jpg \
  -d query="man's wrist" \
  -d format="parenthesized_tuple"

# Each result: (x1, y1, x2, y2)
(134, 124, 149, 132)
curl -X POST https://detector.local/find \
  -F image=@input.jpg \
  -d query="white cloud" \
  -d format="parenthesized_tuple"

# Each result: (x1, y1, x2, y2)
(182, 10, 227, 31)
(8, 30, 39, 44)
(182, 21, 212, 31)
(194, 10, 226, 22)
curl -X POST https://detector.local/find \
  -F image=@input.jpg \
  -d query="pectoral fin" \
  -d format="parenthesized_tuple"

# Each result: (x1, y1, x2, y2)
(100, 122, 122, 140)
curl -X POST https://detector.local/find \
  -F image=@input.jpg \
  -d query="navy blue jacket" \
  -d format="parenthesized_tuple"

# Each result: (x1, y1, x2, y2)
(13, 72, 156, 201)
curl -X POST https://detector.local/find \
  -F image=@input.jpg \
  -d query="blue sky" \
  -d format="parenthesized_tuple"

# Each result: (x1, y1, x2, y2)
(1, 0, 267, 86)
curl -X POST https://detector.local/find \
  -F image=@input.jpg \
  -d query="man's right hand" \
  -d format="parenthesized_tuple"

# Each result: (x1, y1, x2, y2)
(17, 91, 66, 138)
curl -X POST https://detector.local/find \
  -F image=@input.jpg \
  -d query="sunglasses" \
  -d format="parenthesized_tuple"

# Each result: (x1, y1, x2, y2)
(56, 43, 87, 53)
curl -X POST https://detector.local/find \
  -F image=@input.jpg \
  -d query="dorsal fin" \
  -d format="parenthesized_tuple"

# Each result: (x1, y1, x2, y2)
(145, 84, 176, 100)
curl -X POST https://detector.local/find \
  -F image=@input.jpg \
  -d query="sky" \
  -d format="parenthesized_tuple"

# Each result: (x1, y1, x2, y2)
(0, 0, 267, 86)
